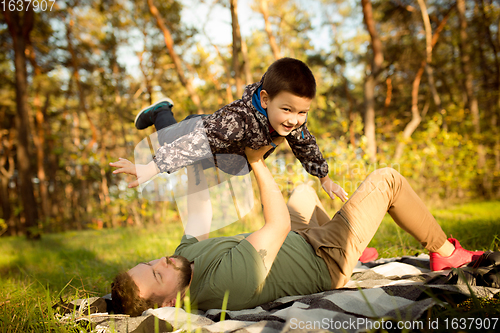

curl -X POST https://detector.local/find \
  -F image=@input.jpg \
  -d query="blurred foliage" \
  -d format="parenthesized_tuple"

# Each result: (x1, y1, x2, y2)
(0, 0, 499, 236)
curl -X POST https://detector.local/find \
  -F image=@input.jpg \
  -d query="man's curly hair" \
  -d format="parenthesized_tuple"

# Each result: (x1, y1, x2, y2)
(111, 272, 162, 317)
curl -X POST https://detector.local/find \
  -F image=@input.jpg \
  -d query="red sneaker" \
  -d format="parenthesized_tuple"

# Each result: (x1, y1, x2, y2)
(359, 247, 378, 263)
(429, 238, 484, 271)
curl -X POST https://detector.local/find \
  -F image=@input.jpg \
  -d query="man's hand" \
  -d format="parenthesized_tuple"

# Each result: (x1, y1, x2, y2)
(320, 176, 349, 202)
(245, 137, 283, 164)
(109, 158, 159, 188)
(244, 145, 274, 164)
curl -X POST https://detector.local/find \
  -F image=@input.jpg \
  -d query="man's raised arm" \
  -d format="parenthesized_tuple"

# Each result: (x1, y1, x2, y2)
(244, 145, 291, 274)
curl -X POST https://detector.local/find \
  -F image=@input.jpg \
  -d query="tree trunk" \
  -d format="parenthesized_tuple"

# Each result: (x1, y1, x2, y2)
(241, 38, 252, 84)
(0, 176, 12, 235)
(138, 51, 153, 105)
(203, 32, 235, 104)
(65, 18, 98, 229)
(479, 0, 500, 95)
(393, 4, 451, 161)
(259, 0, 281, 60)
(394, 65, 424, 161)
(457, 0, 481, 143)
(26, 42, 51, 220)
(361, 0, 384, 163)
(479, 0, 500, 196)
(417, 0, 447, 130)
(2, 6, 40, 239)
(343, 77, 356, 148)
(383, 77, 392, 118)
(147, 0, 204, 114)
(70, 81, 82, 229)
(230, 0, 244, 97)
(0, 130, 16, 235)
(33, 92, 51, 220)
(362, 76, 377, 163)
(457, 0, 486, 173)
(65, 19, 98, 154)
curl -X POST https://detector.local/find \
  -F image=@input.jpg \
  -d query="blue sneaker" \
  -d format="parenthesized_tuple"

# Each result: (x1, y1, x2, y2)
(134, 97, 175, 130)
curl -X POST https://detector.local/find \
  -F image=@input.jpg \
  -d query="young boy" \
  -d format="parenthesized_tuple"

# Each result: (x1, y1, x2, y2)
(113, 58, 348, 202)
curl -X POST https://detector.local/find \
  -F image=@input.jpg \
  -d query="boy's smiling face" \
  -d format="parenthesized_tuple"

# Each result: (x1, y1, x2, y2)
(260, 90, 311, 136)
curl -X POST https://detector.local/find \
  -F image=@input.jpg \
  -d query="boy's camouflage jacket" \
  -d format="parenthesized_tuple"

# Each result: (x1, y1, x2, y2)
(153, 80, 329, 178)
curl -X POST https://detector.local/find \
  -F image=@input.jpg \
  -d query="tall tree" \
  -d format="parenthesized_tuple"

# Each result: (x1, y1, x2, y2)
(419, 0, 446, 129)
(393, 3, 452, 161)
(26, 37, 52, 221)
(230, 0, 245, 97)
(241, 36, 252, 84)
(477, 0, 500, 195)
(361, 0, 384, 163)
(457, 0, 486, 189)
(259, 0, 281, 60)
(2, 6, 40, 238)
(65, 11, 100, 228)
(203, 30, 235, 104)
(0, 128, 15, 235)
(147, 0, 204, 114)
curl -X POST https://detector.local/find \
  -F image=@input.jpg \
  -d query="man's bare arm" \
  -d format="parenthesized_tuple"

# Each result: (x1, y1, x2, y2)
(244, 145, 291, 274)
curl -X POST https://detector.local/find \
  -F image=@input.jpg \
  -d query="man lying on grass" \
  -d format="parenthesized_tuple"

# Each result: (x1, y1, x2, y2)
(109, 143, 483, 316)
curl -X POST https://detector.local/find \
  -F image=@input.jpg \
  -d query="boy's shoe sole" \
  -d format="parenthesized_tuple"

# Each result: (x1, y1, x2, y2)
(429, 238, 484, 271)
(134, 97, 175, 130)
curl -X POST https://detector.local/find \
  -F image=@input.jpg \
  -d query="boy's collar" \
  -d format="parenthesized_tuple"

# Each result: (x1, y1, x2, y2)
(251, 85, 276, 134)
(252, 85, 268, 118)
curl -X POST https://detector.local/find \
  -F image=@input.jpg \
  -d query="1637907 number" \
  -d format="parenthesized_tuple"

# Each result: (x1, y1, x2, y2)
(1, 0, 56, 12)
(443, 317, 498, 330)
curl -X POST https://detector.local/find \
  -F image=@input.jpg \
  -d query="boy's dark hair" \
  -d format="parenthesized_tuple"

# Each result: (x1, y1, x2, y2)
(111, 272, 162, 317)
(262, 57, 316, 100)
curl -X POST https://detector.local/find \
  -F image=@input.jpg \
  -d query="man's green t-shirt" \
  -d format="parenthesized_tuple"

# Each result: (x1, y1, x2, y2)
(173, 231, 331, 311)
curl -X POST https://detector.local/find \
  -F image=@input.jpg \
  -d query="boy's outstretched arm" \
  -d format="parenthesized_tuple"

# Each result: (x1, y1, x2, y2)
(320, 175, 348, 202)
(285, 125, 348, 202)
(109, 158, 159, 188)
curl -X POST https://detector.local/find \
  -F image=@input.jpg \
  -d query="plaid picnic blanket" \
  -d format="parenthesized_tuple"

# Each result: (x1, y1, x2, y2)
(56, 254, 500, 333)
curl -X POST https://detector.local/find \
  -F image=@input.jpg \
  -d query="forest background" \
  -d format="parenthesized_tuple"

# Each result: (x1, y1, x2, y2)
(1, 0, 499, 239)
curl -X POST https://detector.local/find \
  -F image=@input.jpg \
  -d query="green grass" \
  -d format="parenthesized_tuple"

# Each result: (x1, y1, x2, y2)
(1, 201, 499, 332)
(0, 224, 183, 332)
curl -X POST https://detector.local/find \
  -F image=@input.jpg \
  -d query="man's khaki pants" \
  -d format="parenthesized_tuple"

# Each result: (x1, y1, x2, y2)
(287, 168, 447, 289)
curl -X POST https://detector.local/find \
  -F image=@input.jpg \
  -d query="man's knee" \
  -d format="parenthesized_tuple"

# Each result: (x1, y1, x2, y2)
(371, 167, 400, 179)
(289, 183, 317, 202)
(291, 184, 315, 196)
(367, 167, 403, 189)
(294, 183, 314, 191)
